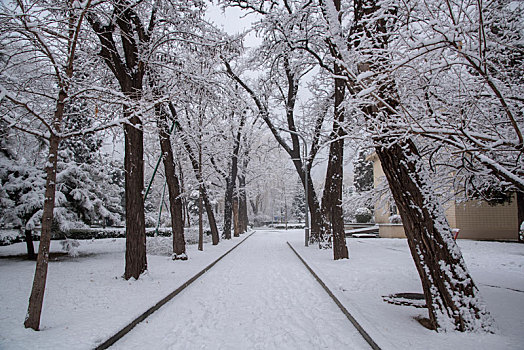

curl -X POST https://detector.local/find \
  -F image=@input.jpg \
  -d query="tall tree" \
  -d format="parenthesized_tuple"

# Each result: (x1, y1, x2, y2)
(155, 103, 186, 259)
(148, 65, 186, 259)
(88, 0, 155, 279)
(170, 103, 220, 245)
(222, 0, 335, 242)
(320, 0, 494, 331)
(213, 111, 246, 240)
(0, 0, 94, 330)
(321, 0, 348, 259)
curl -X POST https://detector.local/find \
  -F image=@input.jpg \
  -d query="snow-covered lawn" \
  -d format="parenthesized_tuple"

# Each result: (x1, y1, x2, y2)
(291, 231, 524, 350)
(0, 234, 249, 349)
(0, 229, 522, 349)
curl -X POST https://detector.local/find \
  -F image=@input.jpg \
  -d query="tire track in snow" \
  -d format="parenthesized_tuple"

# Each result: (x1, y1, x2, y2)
(110, 230, 372, 349)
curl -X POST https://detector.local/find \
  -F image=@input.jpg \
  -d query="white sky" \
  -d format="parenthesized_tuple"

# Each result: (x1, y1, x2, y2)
(205, 2, 263, 49)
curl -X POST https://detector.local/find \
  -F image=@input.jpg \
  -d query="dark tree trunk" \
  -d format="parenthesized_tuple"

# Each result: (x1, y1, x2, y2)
(250, 197, 259, 216)
(198, 186, 203, 250)
(318, 0, 494, 331)
(156, 106, 185, 259)
(24, 229, 36, 260)
(233, 196, 240, 237)
(324, 48, 348, 259)
(223, 175, 235, 239)
(292, 159, 329, 242)
(322, 0, 349, 258)
(198, 145, 204, 251)
(223, 113, 245, 239)
(123, 109, 147, 279)
(201, 177, 219, 245)
(168, 103, 219, 244)
(24, 133, 61, 330)
(238, 173, 248, 233)
(518, 191, 523, 242)
(89, 3, 151, 280)
(376, 139, 493, 331)
(178, 160, 191, 227)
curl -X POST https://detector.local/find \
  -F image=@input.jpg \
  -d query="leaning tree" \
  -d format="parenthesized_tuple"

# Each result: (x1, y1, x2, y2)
(319, 0, 495, 331)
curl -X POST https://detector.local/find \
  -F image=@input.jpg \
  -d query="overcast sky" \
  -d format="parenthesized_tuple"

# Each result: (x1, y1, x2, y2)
(204, 2, 262, 49)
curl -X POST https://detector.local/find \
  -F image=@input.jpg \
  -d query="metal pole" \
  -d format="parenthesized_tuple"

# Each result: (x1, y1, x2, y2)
(144, 120, 178, 201)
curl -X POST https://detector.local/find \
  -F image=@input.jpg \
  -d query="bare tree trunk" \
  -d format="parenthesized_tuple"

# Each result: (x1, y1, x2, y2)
(123, 108, 147, 279)
(89, 3, 151, 280)
(518, 191, 523, 242)
(376, 139, 493, 331)
(238, 173, 248, 233)
(24, 133, 61, 330)
(24, 228, 36, 260)
(223, 113, 245, 239)
(169, 103, 219, 244)
(24, 1, 93, 328)
(156, 106, 185, 259)
(223, 175, 235, 239)
(292, 161, 329, 242)
(201, 182, 219, 245)
(324, 5, 349, 258)
(233, 196, 240, 237)
(178, 160, 191, 227)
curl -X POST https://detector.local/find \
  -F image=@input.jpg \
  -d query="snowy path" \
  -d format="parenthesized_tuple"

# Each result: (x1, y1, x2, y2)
(111, 230, 371, 349)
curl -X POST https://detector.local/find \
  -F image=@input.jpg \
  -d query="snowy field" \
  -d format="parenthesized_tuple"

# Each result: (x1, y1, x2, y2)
(0, 229, 523, 349)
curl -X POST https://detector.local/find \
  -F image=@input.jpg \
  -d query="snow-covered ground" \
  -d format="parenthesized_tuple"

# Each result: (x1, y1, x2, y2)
(0, 234, 249, 349)
(112, 230, 370, 349)
(291, 231, 524, 350)
(0, 229, 523, 349)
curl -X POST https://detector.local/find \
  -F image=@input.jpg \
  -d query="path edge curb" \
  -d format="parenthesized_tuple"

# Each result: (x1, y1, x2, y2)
(94, 231, 256, 350)
(287, 241, 382, 350)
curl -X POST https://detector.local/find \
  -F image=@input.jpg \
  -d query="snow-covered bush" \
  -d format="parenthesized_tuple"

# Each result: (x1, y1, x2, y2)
(389, 215, 402, 224)
(60, 238, 80, 257)
(355, 207, 372, 223)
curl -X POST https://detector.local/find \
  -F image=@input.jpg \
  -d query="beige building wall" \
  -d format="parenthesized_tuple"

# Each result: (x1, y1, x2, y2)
(368, 153, 519, 241)
(454, 196, 518, 240)
(367, 153, 391, 225)
(378, 224, 406, 238)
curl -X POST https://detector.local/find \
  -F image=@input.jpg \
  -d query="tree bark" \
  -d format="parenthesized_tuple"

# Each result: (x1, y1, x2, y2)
(238, 173, 249, 233)
(292, 160, 328, 242)
(88, 3, 150, 280)
(123, 109, 147, 279)
(518, 191, 523, 242)
(222, 113, 245, 239)
(223, 175, 235, 239)
(24, 1, 93, 328)
(319, 0, 494, 331)
(156, 106, 185, 259)
(324, 50, 349, 259)
(178, 160, 191, 227)
(24, 133, 61, 330)
(376, 139, 493, 331)
(198, 146, 204, 251)
(233, 196, 240, 237)
(323, 0, 349, 258)
(24, 229, 36, 260)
